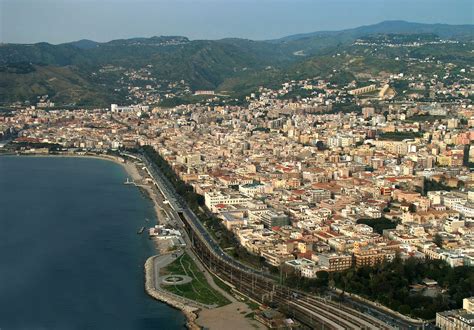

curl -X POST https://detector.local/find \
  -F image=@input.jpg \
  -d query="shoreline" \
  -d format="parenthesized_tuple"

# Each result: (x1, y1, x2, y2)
(0, 152, 143, 183)
(1, 152, 262, 329)
(144, 256, 201, 330)
(0, 152, 196, 329)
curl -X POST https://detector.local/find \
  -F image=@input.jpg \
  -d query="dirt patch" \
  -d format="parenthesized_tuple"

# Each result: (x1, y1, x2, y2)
(196, 302, 266, 330)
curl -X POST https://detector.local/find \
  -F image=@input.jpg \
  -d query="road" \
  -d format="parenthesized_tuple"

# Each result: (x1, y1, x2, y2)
(125, 151, 424, 329)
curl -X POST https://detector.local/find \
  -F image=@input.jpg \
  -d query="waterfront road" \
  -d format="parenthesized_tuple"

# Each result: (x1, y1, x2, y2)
(125, 151, 423, 329)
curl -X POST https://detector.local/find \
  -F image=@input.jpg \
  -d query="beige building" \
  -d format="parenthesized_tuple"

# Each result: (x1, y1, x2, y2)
(436, 297, 474, 330)
(348, 84, 377, 95)
(318, 253, 353, 272)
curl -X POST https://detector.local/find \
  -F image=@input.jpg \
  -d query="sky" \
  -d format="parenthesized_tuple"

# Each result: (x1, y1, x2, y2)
(1, 0, 473, 44)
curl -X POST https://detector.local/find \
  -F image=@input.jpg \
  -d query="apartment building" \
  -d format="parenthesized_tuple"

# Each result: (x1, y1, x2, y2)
(311, 189, 331, 203)
(260, 211, 290, 229)
(318, 253, 353, 272)
(353, 245, 396, 267)
(204, 191, 251, 212)
(436, 297, 474, 330)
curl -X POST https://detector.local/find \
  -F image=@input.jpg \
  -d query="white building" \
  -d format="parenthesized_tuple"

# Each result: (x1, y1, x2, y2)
(239, 183, 266, 197)
(285, 258, 319, 279)
(443, 193, 466, 208)
(328, 135, 354, 148)
(444, 217, 465, 233)
(452, 202, 474, 218)
(364, 207, 382, 219)
(110, 104, 149, 113)
(300, 265, 319, 279)
(204, 191, 251, 212)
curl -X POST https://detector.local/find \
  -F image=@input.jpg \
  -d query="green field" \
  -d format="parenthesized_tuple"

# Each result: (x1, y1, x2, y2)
(161, 252, 230, 306)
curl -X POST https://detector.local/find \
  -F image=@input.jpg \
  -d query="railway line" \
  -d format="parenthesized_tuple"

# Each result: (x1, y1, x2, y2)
(295, 296, 391, 330)
(135, 151, 403, 329)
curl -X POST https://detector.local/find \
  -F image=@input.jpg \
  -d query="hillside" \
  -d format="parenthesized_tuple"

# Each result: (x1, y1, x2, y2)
(272, 20, 474, 55)
(0, 21, 472, 106)
(219, 32, 474, 96)
(0, 36, 298, 105)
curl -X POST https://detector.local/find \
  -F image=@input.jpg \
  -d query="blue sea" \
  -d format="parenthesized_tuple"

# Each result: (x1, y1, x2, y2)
(0, 156, 185, 330)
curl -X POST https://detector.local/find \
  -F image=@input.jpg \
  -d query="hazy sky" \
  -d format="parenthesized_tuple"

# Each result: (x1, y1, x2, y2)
(1, 0, 473, 44)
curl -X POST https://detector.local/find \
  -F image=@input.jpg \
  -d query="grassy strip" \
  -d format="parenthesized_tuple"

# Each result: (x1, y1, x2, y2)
(210, 273, 234, 296)
(161, 252, 230, 306)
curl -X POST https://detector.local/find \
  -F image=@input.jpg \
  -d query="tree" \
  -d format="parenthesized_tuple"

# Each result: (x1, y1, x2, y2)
(331, 257, 474, 319)
(399, 304, 411, 315)
(433, 233, 443, 248)
(315, 140, 326, 151)
(356, 217, 398, 235)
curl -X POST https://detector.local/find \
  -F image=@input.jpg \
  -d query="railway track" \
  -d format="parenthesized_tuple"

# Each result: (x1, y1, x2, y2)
(298, 295, 391, 329)
(185, 214, 393, 329)
(140, 152, 398, 329)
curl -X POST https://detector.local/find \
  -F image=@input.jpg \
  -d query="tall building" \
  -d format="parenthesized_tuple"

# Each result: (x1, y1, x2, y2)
(311, 189, 331, 203)
(110, 104, 149, 113)
(260, 211, 290, 228)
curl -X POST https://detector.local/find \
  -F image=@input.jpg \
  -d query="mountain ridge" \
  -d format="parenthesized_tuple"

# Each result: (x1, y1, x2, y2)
(2, 20, 472, 47)
(1, 20, 472, 106)
(272, 20, 474, 43)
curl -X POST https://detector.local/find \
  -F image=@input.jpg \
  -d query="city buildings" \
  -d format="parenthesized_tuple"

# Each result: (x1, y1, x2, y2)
(2, 62, 473, 278)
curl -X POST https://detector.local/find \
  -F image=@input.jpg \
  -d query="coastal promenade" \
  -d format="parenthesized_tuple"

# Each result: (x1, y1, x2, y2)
(149, 251, 218, 309)
(135, 150, 406, 329)
(117, 152, 263, 329)
(144, 255, 201, 330)
(6, 151, 423, 329)
(0, 154, 186, 329)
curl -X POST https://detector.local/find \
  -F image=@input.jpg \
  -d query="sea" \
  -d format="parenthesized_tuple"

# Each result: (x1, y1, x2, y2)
(0, 155, 185, 330)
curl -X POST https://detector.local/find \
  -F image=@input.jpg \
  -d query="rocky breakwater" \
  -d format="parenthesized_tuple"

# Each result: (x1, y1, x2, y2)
(144, 256, 200, 330)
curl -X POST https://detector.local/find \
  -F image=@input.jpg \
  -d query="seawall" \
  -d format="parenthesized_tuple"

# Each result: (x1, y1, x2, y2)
(144, 256, 200, 330)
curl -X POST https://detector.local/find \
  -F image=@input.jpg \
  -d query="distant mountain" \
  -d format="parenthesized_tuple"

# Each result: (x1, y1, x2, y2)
(1, 21, 472, 106)
(275, 20, 474, 42)
(271, 20, 474, 55)
(100, 36, 190, 47)
(0, 36, 295, 105)
(66, 39, 100, 50)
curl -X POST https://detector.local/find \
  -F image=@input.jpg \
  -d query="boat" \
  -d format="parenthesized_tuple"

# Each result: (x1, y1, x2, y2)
(137, 226, 145, 234)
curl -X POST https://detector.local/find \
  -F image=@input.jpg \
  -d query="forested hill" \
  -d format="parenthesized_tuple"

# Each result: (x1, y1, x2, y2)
(1, 21, 472, 106)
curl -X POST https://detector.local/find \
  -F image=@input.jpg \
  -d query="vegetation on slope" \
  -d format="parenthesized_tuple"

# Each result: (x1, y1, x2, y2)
(1, 21, 472, 105)
(332, 257, 474, 320)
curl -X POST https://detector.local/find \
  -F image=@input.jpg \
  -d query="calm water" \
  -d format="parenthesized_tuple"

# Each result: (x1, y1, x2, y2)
(0, 156, 185, 330)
